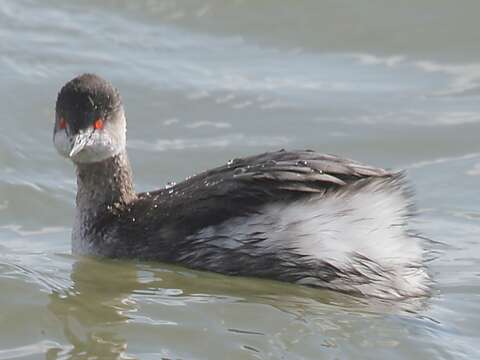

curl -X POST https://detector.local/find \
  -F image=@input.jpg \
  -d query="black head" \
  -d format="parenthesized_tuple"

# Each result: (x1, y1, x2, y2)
(54, 74, 127, 163)
(56, 73, 121, 134)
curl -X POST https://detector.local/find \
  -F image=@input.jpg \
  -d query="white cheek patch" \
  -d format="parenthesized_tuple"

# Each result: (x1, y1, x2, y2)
(53, 130, 71, 158)
(53, 121, 126, 164)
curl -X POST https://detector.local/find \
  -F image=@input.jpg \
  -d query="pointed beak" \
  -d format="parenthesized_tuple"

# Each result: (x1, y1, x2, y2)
(69, 130, 92, 158)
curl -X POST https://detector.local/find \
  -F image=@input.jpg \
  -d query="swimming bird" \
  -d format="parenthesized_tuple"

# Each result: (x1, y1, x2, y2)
(53, 73, 429, 299)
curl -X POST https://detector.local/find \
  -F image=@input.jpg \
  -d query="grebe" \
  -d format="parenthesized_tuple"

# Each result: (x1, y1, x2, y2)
(53, 74, 429, 299)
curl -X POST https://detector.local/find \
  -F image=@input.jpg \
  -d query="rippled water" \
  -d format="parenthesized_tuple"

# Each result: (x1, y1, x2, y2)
(1, 1, 480, 359)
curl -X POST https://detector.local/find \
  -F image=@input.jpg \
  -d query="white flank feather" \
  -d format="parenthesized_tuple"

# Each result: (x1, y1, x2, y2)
(190, 177, 429, 298)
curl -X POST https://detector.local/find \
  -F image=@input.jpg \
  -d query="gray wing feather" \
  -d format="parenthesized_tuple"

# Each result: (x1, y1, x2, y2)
(224, 150, 392, 192)
(146, 150, 393, 203)
(134, 149, 396, 246)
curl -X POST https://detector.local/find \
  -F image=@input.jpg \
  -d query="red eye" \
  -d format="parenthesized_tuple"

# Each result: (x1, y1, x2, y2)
(94, 118, 104, 130)
(59, 117, 66, 129)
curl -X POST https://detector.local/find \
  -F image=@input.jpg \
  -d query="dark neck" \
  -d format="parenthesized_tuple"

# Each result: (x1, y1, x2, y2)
(75, 150, 136, 211)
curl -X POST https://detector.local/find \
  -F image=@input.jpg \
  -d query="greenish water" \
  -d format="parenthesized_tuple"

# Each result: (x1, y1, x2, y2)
(1, 1, 480, 359)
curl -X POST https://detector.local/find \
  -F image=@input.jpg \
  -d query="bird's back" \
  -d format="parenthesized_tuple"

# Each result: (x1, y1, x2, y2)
(79, 150, 429, 299)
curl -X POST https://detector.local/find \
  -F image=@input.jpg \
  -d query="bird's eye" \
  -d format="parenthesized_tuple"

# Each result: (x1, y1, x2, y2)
(94, 118, 104, 130)
(59, 117, 67, 129)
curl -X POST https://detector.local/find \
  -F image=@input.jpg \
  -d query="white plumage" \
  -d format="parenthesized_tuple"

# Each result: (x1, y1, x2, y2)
(188, 177, 429, 299)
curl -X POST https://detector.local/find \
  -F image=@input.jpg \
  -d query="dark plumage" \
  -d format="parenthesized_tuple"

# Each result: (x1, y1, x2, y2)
(53, 74, 429, 299)
(56, 73, 121, 133)
(88, 149, 393, 258)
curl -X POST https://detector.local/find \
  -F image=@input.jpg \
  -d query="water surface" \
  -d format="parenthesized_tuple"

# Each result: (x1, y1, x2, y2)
(1, 1, 480, 359)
